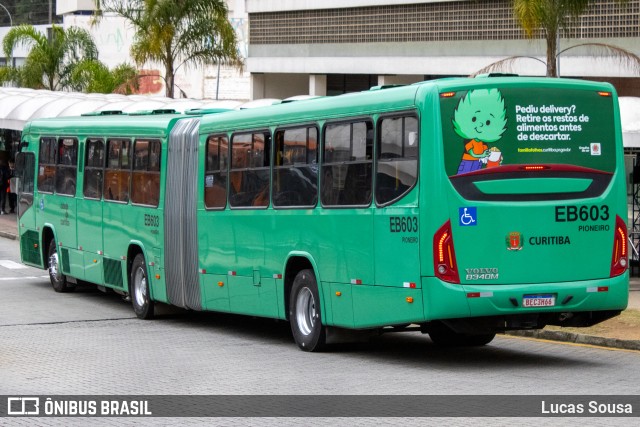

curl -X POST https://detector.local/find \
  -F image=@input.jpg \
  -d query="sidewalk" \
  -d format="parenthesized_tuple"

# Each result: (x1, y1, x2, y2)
(0, 210, 17, 241)
(1, 211, 638, 350)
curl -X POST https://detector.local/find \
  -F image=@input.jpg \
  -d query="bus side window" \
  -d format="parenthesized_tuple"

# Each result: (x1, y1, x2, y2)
(273, 126, 318, 208)
(83, 138, 104, 200)
(204, 135, 228, 209)
(131, 139, 161, 207)
(104, 138, 131, 203)
(321, 120, 373, 207)
(229, 132, 270, 208)
(37, 137, 56, 194)
(376, 115, 418, 206)
(54, 138, 78, 196)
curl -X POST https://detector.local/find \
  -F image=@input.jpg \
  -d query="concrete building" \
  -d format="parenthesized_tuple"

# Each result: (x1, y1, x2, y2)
(245, 0, 640, 99)
(55, 0, 251, 100)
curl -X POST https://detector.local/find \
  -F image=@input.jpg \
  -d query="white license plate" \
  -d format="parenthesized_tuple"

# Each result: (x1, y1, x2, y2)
(522, 294, 556, 307)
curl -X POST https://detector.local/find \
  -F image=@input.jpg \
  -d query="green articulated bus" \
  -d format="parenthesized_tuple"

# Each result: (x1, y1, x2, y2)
(14, 76, 629, 351)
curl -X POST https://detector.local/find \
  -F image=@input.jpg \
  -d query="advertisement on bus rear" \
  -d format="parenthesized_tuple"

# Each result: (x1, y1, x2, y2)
(439, 87, 616, 177)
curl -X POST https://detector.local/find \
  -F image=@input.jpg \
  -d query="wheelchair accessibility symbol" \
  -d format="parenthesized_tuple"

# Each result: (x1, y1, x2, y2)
(459, 207, 477, 226)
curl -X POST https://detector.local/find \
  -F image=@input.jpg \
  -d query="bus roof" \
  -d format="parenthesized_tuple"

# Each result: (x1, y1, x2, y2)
(22, 76, 617, 138)
(199, 76, 617, 133)
(432, 75, 616, 93)
(24, 111, 196, 138)
(199, 82, 425, 133)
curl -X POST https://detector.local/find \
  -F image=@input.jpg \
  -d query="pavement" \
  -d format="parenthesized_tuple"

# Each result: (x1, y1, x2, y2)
(0, 211, 639, 350)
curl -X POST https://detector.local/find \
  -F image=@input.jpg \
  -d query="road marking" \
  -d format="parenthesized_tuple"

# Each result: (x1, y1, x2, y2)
(0, 276, 47, 281)
(0, 260, 27, 269)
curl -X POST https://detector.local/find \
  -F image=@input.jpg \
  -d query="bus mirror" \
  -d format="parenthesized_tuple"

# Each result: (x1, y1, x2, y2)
(10, 177, 19, 194)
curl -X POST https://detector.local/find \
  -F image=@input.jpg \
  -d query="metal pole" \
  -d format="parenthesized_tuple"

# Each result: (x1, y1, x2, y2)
(216, 62, 221, 100)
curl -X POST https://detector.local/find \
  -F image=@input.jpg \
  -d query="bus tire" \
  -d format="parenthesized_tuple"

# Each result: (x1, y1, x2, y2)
(47, 239, 73, 292)
(428, 322, 495, 347)
(289, 269, 326, 352)
(130, 254, 155, 320)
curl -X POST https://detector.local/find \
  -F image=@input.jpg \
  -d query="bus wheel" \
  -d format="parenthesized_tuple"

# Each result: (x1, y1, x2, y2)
(427, 322, 495, 347)
(130, 254, 155, 320)
(289, 269, 326, 352)
(47, 239, 72, 292)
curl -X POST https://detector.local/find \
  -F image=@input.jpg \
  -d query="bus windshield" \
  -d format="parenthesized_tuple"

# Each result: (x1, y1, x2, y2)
(440, 87, 616, 177)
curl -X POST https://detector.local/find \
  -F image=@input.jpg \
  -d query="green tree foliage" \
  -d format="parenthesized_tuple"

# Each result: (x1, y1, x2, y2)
(95, 0, 242, 98)
(69, 60, 139, 94)
(2, 24, 99, 90)
(476, 0, 640, 77)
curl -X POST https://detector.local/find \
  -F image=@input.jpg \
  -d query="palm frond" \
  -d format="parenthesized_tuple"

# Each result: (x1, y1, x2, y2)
(470, 56, 547, 77)
(558, 42, 640, 75)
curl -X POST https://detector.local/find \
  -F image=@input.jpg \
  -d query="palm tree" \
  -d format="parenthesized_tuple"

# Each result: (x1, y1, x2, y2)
(2, 24, 99, 90)
(475, 0, 640, 77)
(69, 60, 139, 94)
(95, 0, 242, 98)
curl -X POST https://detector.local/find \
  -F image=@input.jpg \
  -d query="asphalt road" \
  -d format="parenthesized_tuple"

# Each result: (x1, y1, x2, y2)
(1, 238, 638, 426)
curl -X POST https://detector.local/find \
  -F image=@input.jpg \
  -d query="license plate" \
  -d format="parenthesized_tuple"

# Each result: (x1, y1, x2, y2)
(522, 294, 556, 308)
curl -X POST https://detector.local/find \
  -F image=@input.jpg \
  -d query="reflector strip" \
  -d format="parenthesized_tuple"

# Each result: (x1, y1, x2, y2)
(467, 291, 494, 298)
(149, 262, 155, 266)
(403, 282, 417, 288)
(120, 256, 126, 260)
(98, 250, 103, 255)
(351, 279, 362, 285)
(587, 287, 609, 293)
(273, 274, 282, 279)
(228, 271, 236, 276)
(78, 246, 83, 250)
(199, 269, 206, 274)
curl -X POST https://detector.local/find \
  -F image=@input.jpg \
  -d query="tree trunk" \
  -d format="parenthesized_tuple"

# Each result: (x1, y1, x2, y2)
(165, 64, 174, 98)
(546, 30, 558, 77)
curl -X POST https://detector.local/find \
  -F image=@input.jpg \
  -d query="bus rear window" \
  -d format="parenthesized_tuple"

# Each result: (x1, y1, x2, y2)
(440, 87, 615, 177)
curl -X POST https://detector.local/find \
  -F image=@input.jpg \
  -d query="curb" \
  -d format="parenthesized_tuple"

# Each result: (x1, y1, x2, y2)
(506, 330, 640, 351)
(0, 230, 17, 240)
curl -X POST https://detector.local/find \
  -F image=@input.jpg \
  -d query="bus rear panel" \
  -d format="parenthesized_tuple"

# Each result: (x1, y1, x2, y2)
(426, 79, 628, 335)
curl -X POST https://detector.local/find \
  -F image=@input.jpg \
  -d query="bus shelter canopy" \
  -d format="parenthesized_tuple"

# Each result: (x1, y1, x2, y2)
(0, 87, 245, 131)
(620, 97, 640, 148)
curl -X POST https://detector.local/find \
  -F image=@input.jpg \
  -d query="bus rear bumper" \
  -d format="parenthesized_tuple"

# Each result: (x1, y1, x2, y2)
(422, 274, 629, 331)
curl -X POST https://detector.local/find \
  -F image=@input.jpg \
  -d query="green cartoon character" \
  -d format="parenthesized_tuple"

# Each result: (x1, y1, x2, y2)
(453, 88, 507, 174)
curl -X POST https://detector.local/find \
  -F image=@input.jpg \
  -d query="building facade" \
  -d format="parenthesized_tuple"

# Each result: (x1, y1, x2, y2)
(246, 0, 640, 99)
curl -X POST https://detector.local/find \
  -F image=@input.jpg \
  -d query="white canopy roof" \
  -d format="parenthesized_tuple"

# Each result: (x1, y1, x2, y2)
(0, 87, 245, 130)
(620, 97, 640, 148)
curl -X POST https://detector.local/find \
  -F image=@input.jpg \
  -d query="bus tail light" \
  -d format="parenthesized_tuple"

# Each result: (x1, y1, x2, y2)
(610, 215, 628, 277)
(433, 220, 460, 284)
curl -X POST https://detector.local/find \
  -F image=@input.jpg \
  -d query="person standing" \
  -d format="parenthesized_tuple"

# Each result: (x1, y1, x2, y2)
(0, 160, 8, 214)
(7, 161, 16, 214)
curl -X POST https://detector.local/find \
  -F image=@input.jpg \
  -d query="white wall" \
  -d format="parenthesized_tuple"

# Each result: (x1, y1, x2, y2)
(57, 0, 96, 15)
